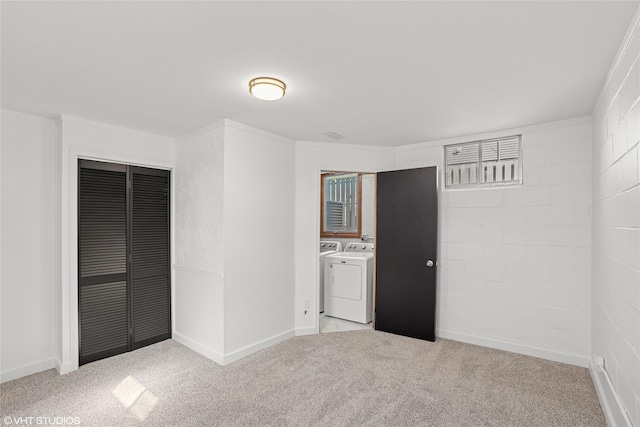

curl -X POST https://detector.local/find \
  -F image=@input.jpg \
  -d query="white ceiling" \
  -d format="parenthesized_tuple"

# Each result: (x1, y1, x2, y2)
(2, 1, 638, 146)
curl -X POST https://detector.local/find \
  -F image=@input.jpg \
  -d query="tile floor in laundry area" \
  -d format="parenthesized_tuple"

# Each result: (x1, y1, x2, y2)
(319, 313, 372, 333)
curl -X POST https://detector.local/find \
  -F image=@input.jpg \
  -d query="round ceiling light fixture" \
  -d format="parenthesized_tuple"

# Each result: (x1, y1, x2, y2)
(249, 77, 286, 101)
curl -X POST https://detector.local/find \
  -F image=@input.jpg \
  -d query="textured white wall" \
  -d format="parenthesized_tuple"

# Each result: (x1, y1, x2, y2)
(294, 142, 394, 335)
(175, 125, 225, 272)
(173, 120, 296, 362)
(1, 110, 56, 382)
(223, 122, 295, 356)
(174, 123, 225, 359)
(395, 117, 593, 367)
(591, 6, 640, 425)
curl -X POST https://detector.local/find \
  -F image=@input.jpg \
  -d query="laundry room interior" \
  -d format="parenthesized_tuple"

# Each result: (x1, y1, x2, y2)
(319, 171, 376, 334)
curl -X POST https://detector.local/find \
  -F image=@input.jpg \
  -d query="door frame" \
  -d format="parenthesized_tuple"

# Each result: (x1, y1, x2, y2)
(314, 165, 380, 334)
(59, 145, 174, 375)
(312, 164, 441, 335)
(77, 160, 172, 365)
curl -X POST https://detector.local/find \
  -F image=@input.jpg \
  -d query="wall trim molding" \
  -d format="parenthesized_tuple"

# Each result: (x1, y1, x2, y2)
(225, 119, 295, 145)
(296, 139, 395, 152)
(1, 359, 56, 384)
(174, 119, 226, 143)
(593, 3, 640, 113)
(173, 333, 224, 365)
(173, 264, 223, 280)
(395, 115, 593, 152)
(223, 329, 295, 365)
(55, 359, 75, 376)
(55, 114, 173, 142)
(438, 328, 590, 368)
(590, 360, 634, 427)
(294, 327, 317, 336)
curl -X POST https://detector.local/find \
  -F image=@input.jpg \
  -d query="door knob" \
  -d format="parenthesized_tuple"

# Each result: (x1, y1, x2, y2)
(426, 260, 434, 268)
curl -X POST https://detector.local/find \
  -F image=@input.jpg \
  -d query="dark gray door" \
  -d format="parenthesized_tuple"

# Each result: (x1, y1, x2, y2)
(375, 167, 438, 341)
(78, 161, 129, 364)
(130, 167, 171, 349)
(78, 160, 171, 365)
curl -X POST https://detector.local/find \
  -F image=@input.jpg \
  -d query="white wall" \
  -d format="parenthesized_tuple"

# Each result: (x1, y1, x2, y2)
(223, 121, 295, 358)
(173, 122, 225, 360)
(591, 5, 640, 425)
(173, 120, 296, 364)
(395, 117, 593, 367)
(361, 174, 375, 238)
(55, 115, 174, 374)
(294, 141, 394, 335)
(1, 110, 56, 382)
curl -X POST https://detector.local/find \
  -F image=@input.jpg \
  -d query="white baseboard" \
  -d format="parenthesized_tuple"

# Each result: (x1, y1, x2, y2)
(1, 359, 56, 383)
(438, 328, 590, 368)
(590, 360, 633, 427)
(173, 332, 224, 365)
(55, 359, 77, 375)
(294, 327, 317, 336)
(223, 329, 295, 365)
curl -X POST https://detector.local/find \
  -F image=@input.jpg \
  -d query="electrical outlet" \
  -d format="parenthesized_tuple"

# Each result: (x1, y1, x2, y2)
(304, 298, 310, 310)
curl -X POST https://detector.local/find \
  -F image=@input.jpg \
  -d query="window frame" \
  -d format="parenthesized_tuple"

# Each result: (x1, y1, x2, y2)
(320, 172, 362, 238)
(443, 135, 523, 190)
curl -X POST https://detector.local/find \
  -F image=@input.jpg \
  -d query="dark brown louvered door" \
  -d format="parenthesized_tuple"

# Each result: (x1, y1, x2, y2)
(78, 160, 171, 366)
(78, 161, 129, 365)
(131, 167, 171, 349)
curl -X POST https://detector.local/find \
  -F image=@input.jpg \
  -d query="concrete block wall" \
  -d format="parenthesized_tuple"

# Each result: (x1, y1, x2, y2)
(591, 6, 640, 425)
(395, 117, 593, 367)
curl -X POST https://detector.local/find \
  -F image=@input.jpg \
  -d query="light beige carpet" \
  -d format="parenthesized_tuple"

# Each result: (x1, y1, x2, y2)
(1, 330, 604, 426)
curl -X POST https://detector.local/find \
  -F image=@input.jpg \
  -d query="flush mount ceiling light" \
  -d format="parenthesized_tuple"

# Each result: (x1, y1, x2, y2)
(249, 77, 286, 101)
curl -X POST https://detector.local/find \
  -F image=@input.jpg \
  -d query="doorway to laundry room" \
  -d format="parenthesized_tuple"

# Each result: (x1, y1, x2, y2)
(316, 166, 439, 342)
(319, 171, 376, 334)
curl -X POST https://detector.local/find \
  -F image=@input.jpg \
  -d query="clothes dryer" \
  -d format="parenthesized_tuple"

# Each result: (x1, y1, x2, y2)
(324, 243, 374, 324)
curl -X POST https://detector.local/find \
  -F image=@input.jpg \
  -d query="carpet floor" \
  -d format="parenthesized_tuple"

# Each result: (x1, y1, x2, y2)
(1, 330, 605, 426)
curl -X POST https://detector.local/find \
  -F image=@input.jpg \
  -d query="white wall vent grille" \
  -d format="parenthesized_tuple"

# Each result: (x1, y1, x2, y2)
(444, 135, 522, 188)
(322, 132, 346, 140)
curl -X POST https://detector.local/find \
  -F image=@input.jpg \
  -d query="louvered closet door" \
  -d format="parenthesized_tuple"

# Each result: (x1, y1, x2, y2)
(131, 167, 171, 349)
(78, 161, 129, 365)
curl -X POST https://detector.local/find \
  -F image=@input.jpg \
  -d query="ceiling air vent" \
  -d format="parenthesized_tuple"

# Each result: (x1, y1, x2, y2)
(322, 132, 346, 140)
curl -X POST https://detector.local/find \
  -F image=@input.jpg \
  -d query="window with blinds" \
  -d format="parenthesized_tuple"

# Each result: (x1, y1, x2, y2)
(321, 173, 362, 238)
(444, 135, 522, 188)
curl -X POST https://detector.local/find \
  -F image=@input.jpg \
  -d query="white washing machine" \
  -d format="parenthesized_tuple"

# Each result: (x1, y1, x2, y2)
(324, 243, 374, 324)
(319, 241, 343, 313)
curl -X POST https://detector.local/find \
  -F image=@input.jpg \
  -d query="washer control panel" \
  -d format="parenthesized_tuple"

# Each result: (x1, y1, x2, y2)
(344, 243, 374, 252)
(320, 241, 342, 253)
